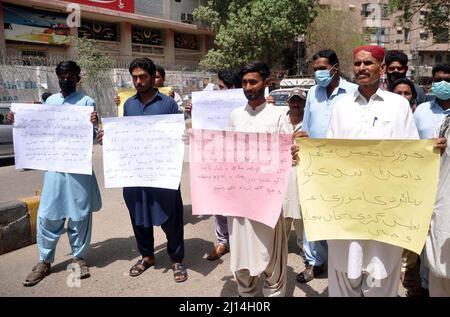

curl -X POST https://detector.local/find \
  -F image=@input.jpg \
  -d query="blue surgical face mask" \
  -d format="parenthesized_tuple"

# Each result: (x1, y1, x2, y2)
(314, 65, 337, 88)
(432, 80, 450, 101)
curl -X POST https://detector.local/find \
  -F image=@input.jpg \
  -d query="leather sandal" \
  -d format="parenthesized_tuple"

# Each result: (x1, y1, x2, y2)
(172, 263, 188, 283)
(206, 244, 229, 261)
(129, 258, 154, 277)
(72, 258, 90, 279)
(23, 262, 51, 287)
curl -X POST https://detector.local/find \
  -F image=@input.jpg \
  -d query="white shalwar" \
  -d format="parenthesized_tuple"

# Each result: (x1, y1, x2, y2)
(283, 122, 303, 248)
(425, 115, 450, 297)
(227, 102, 290, 297)
(326, 88, 419, 297)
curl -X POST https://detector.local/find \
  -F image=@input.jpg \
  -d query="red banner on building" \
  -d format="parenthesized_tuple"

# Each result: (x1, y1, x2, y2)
(65, 0, 134, 13)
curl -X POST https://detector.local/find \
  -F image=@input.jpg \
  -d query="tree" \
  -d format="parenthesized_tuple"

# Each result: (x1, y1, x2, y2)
(72, 37, 117, 117)
(193, 0, 318, 71)
(305, 8, 366, 78)
(73, 37, 114, 81)
(389, 0, 450, 36)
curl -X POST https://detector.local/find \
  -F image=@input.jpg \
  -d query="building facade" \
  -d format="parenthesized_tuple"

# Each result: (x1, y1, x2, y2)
(0, 0, 214, 70)
(319, 0, 450, 82)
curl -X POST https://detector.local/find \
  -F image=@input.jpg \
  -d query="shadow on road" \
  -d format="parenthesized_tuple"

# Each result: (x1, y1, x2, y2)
(183, 204, 211, 225)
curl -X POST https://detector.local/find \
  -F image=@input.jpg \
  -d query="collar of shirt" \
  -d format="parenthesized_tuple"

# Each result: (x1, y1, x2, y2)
(317, 77, 353, 99)
(132, 89, 163, 108)
(245, 101, 266, 114)
(58, 91, 80, 100)
(353, 87, 385, 105)
(431, 98, 450, 114)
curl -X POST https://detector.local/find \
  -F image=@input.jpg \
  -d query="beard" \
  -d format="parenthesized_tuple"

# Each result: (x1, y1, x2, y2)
(135, 84, 153, 94)
(244, 88, 264, 101)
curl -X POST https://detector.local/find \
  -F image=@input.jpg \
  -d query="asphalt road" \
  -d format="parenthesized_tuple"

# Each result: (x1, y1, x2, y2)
(0, 145, 406, 297)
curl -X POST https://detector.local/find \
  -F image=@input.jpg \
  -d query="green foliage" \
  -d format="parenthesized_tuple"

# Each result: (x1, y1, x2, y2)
(389, 0, 450, 34)
(72, 37, 114, 81)
(195, 0, 318, 71)
(306, 8, 366, 77)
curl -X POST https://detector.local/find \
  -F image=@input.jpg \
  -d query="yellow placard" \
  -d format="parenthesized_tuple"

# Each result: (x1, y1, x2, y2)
(116, 87, 172, 117)
(117, 88, 136, 117)
(295, 138, 440, 254)
(158, 86, 172, 96)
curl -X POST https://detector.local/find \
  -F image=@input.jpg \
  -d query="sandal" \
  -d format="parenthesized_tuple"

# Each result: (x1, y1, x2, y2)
(206, 244, 229, 261)
(72, 258, 90, 279)
(129, 258, 154, 277)
(172, 263, 188, 283)
(296, 264, 324, 284)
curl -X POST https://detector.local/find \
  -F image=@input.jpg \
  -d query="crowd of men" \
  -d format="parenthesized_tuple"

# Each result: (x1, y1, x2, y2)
(6, 44, 450, 297)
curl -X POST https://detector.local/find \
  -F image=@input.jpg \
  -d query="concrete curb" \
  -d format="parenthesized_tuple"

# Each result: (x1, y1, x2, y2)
(0, 196, 39, 255)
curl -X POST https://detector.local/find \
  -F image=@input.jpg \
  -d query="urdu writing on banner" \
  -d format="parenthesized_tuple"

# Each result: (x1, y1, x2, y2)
(11, 103, 94, 175)
(102, 114, 185, 189)
(190, 129, 292, 228)
(296, 138, 440, 254)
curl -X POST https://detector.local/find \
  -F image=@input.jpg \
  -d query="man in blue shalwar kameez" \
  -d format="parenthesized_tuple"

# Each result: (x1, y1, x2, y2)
(8, 61, 102, 287)
(98, 57, 187, 283)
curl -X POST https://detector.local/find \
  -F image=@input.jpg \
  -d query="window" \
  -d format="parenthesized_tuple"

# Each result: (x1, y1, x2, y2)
(404, 28, 410, 43)
(132, 26, 162, 45)
(361, 3, 371, 17)
(436, 55, 443, 63)
(433, 27, 449, 43)
(181, 13, 193, 23)
(382, 4, 389, 18)
(447, 54, 450, 62)
(420, 30, 428, 40)
(78, 20, 119, 42)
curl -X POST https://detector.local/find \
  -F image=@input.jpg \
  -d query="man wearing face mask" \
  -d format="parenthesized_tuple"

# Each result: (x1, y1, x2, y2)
(414, 64, 450, 140)
(7, 61, 102, 286)
(385, 50, 427, 105)
(298, 49, 358, 284)
(412, 63, 450, 296)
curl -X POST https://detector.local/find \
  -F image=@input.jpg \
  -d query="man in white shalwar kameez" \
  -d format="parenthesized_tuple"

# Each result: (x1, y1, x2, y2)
(426, 108, 450, 296)
(227, 61, 291, 297)
(325, 45, 421, 297)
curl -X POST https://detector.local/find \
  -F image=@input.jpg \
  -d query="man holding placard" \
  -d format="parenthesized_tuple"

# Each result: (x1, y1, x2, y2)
(98, 58, 187, 283)
(227, 61, 290, 297)
(325, 46, 446, 296)
(7, 61, 102, 287)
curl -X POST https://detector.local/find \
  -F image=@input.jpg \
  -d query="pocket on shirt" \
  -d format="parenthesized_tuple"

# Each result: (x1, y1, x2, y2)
(372, 119, 393, 138)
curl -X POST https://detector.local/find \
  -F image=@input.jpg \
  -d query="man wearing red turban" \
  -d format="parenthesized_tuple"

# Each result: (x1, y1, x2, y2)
(323, 45, 448, 297)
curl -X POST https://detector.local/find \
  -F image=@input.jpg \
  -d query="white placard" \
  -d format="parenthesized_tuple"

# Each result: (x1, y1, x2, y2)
(11, 103, 94, 175)
(191, 88, 247, 130)
(102, 114, 185, 189)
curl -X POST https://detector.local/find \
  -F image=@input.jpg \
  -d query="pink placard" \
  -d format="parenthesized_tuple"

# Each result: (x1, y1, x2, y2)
(190, 129, 292, 228)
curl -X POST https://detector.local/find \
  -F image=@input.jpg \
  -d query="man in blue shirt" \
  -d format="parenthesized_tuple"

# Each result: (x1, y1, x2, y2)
(298, 49, 357, 284)
(8, 61, 102, 287)
(412, 63, 450, 297)
(415, 64, 450, 139)
(98, 58, 187, 283)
